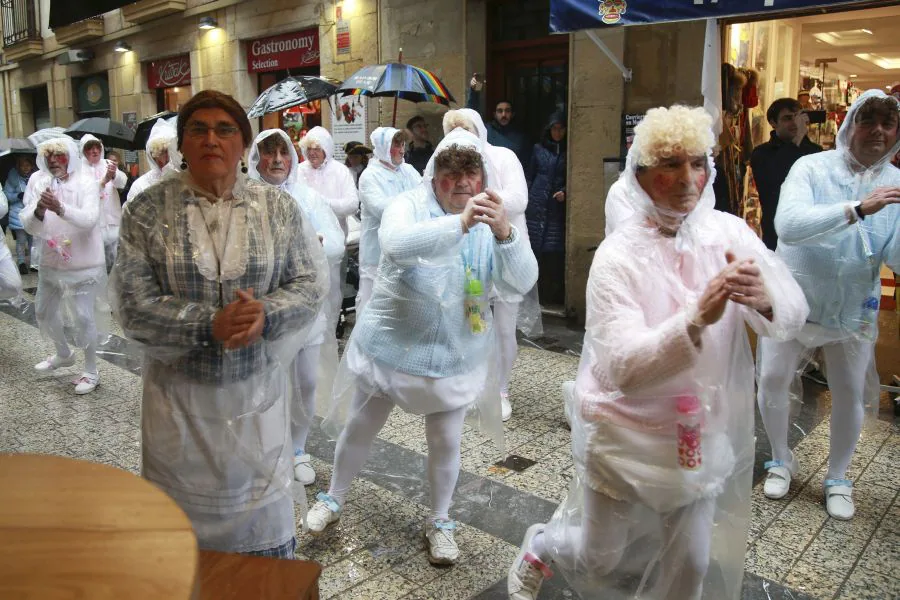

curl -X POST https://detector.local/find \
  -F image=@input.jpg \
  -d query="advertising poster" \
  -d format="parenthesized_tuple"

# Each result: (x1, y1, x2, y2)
(329, 94, 367, 162)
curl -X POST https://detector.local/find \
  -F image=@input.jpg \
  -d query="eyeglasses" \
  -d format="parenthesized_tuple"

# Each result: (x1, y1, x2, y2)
(185, 123, 241, 139)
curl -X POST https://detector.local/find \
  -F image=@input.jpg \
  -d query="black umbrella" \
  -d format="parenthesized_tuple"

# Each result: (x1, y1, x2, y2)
(247, 76, 342, 118)
(131, 111, 178, 151)
(336, 61, 455, 126)
(65, 117, 135, 149)
(0, 138, 36, 153)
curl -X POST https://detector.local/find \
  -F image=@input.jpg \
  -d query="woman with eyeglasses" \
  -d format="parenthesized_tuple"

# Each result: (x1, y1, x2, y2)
(111, 90, 329, 558)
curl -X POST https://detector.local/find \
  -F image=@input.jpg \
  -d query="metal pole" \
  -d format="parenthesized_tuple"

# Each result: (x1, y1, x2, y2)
(392, 48, 403, 127)
(585, 30, 632, 82)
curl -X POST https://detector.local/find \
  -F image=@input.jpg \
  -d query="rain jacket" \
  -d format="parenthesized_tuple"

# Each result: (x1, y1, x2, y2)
(358, 127, 421, 279)
(775, 89, 900, 341)
(351, 128, 539, 378)
(21, 137, 104, 272)
(79, 134, 127, 235)
(297, 126, 359, 237)
(128, 119, 177, 202)
(453, 109, 530, 249)
(0, 190, 22, 298)
(249, 128, 345, 346)
(525, 112, 567, 256)
(3, 166, 32, 230)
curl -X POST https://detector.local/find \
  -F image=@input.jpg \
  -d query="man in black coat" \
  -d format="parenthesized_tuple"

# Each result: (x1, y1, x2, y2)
(465, 75, 531, 167)
(750, 97, 822, 250)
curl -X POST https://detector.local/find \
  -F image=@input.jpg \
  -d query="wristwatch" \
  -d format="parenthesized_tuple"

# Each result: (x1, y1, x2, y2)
(853, 202, 865, 221)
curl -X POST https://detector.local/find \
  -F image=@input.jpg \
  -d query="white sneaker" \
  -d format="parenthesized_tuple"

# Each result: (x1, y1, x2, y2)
(424, 519, 459, 565)
(293, 452, 316, 485)
(306, 492, 341, 534)
(763, 453, 799, 500)
(508, 523, 552, 600)
(501, 392, 512, 422)
(824, 479, 855, 520)
(35, 353, 76, 372)
(73, 372, 100, 395)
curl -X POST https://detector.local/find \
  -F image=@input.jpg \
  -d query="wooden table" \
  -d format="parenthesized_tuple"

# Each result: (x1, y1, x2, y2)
(0, 453, 198, 599)
(0, 454, 321, 600)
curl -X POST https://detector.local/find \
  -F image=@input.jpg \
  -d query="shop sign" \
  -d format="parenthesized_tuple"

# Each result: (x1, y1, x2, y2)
(336, 5, 351, 55)
(329, 94, 367, 162)
(147, 55, 192, 89)
(121, 111, 139, 169)
(248, 28, 320, 73)
(551, 0, 874, 32)
(76, 75, 110, 113)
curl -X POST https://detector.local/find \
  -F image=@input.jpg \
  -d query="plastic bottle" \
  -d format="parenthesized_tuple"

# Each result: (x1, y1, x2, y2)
(676, 395, 703, 471)
(464, 268, 487, 335)
(858, 295, 879, 340)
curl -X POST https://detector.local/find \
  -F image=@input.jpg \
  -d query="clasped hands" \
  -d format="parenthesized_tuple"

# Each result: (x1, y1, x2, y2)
(35, 189, 64, 220)
(461, 189, 512, 241)
(213, 288, 266, 349)
(692, 251, 773, 328)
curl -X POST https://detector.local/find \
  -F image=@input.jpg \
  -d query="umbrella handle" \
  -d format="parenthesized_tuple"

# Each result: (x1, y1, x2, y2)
(392, 48, 403, 128)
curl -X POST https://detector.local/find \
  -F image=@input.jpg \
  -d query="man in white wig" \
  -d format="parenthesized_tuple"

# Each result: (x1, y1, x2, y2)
(757, 89, 900, 520)
(248, 128, 345, 485)
(23, 136, 106, 394)
(442, 108, 536, 421)
(508, 105, 808, 600)
(357, 126, 421, 314)
(127, 118, 178, 202)
(297, 126, 359, 325)
(0, 189, 23, 299)
(306, 129, 538, 566)
(79, 134, 127, 270)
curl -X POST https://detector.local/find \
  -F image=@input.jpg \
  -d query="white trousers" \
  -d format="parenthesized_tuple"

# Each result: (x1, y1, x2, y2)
(492, 299, 519, 395)
(538, 486, 715, 600)
(35, 272, 100, 373)
(290, 344, 322, 454)
(327, 388, 467, 521)
(757, 336, 873, 480)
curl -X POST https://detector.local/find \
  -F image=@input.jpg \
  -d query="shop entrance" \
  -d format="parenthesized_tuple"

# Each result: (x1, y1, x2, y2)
(486, 0, 570, 311)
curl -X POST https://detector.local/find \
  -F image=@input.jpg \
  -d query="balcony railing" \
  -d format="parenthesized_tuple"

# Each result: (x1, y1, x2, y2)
(1, 0, 40, 48)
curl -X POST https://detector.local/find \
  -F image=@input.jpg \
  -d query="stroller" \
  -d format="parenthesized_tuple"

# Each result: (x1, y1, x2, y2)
(337, 214, 361, 339)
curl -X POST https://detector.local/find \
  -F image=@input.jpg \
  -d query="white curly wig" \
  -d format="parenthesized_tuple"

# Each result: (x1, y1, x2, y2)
(147, 136, 173, 159)
(39, 139, 71, 157)
(298, 135, 322, 153)
(442, 110, 477, 136)
(630, 105, 715, 168)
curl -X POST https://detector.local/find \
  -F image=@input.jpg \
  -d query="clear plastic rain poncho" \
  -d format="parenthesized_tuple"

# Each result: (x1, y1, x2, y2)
(0, 189, 23, 300)
(323, 127, 539, 460)
(21, 136, 110, 351)
(248, 128, 344, 455)
(127, 118, 176, 202)
(297, 126, 360, 237)
(755, 89, 900, 492)
(357, 127, 422, 289)
(110, 169, 329, 554)
(78, 134, 127, 253)
(450, 108, 542, 336)
(544, 108, 809, 599)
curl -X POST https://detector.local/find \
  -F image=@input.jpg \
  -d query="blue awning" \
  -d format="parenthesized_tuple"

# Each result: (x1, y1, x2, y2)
(551, 0, 879, 33)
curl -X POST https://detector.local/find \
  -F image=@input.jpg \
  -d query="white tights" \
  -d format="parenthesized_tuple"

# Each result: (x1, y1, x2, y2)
(492, 299, 519, 395)
(757, 336, 873, 480)
(533, 487, 715, 600)
(327, 389, 467, 521)
(290, 344, 321, 454)
(35, 275, 99, 374)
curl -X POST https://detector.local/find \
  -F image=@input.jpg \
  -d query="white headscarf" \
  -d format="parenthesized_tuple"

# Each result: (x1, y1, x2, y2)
(835, 88, 900, 173)
(248, 129, 300, 189)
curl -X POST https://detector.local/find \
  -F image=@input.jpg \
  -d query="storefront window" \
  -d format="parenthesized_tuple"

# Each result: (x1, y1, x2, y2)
(248, 28, 322, 158)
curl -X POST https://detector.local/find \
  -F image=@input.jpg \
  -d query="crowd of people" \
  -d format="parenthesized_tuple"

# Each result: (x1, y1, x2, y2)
(0, 82, 897, 600)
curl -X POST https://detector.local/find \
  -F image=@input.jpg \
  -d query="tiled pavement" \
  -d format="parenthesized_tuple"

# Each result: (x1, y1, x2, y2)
(0, 271, 898, 599)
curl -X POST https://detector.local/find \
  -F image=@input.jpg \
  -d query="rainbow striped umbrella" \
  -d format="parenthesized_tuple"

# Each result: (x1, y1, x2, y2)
(337, 62, 455, 122)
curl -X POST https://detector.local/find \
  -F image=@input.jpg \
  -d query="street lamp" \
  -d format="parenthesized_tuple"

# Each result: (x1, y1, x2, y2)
(199, 16, 217, 29)
(114, 41, 131, 53)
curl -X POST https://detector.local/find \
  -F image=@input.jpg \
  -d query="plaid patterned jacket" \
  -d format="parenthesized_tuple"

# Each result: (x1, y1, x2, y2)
(113, 174, 328, 384)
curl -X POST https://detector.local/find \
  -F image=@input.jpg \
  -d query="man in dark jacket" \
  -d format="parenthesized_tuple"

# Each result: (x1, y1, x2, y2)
(466, 75, 531, 167)
(750, 97, 822, 250)
(404, 115, 434, 175)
